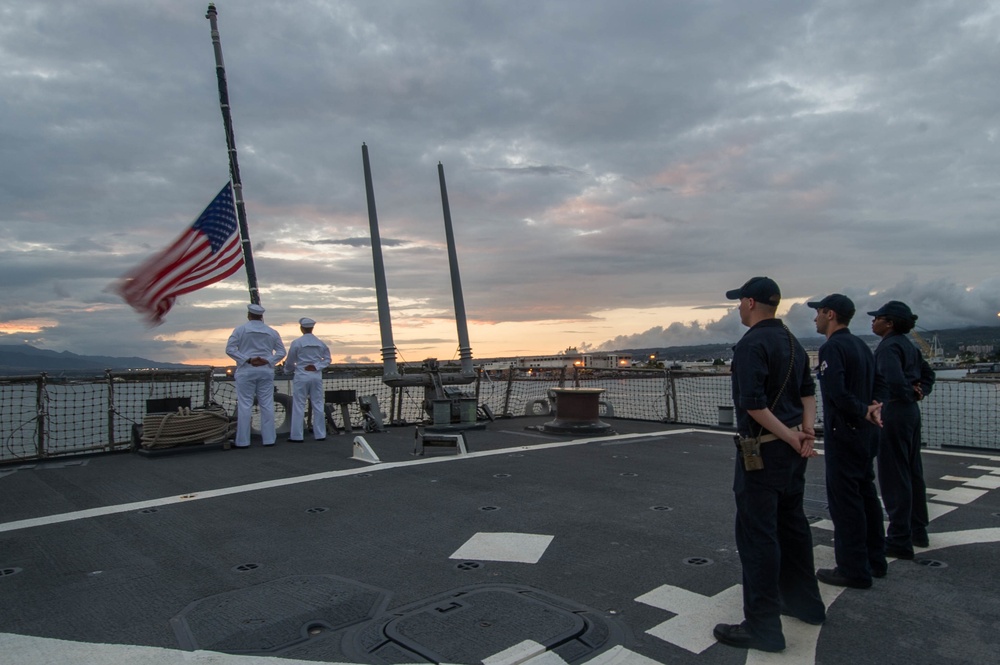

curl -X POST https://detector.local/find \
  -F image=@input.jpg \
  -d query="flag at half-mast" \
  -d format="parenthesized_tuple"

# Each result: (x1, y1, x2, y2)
(115, 183, 244, 325)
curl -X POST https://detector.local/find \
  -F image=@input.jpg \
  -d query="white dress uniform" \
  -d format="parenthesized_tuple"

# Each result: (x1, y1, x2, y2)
(284, 318, 332, 441)
(225, 305, 286, 447)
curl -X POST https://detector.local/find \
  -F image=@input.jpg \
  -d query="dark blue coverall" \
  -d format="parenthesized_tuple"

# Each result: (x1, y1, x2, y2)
(730, 318, 825, 650)
(873, 332, 935, 556)
(817, 328, 886, 582)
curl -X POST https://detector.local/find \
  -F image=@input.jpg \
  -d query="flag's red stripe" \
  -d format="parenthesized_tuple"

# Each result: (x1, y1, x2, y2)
(138, 239, 243, 315)
(113, 184, 245, 325)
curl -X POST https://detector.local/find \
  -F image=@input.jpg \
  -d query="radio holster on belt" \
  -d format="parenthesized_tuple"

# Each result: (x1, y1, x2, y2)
(735, 435, 764, 471)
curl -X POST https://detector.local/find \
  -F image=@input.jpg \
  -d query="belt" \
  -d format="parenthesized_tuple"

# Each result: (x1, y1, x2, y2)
(745, 424, 802, 444)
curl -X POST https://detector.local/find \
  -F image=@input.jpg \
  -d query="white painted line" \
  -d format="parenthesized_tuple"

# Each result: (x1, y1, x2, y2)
(0, 632, 664, 665)
(482, 639, 547, 665)
(927, 502, 958, 520)
(521, 651, 569, 665)
(967, 465, 1000, 474)
(811, 519, 834, 531)
(940, 474, 1000, 490)
(639, 583, 744, 654)
(0, 428, 700, 535)
(4, 424, 992, 540)
(925, 486, 988, 505)
(0, 632, 332, 665)
(918, 527, 1000, 551)
(822, 501, 955, 535)
(449, 532, 554, 564)
(582, 645, 663, 665)
(923, 449, 1000, 462)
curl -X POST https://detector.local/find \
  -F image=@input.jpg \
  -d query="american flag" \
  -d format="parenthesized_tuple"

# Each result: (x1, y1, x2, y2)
(115, 183, 245, 325)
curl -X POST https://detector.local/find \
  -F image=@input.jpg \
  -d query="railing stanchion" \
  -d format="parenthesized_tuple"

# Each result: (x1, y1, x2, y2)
(203, 369, 212, 407)
(36, 374, 46, 458)
(106, 368, 115, 450)
(502, 367, 514, 418)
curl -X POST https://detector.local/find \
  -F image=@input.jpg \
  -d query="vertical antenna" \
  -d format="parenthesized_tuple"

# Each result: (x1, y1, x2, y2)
(362, 144, 400, 380)
(438, 163, 474, 377)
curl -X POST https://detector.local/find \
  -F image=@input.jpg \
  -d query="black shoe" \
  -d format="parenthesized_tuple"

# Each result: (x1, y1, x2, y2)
(286, 438, 304, 443)
(885, 545, 914, 560)
(816, 567, 872, 589)
(913, 534, 929, 548)
(713, 623, 784, 652)
(872, 567, 888, 578)
(314, 437, 327, 442)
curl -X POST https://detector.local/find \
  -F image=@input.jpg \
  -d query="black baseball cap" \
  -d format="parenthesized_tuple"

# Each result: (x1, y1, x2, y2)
(807, 294, 856, 319)
(867, 300, 917, 321)
(725, 276, 781, 306)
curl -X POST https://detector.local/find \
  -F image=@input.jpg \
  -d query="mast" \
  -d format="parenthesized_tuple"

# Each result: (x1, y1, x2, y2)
(438, 163, 475, 377)
(362, 144, 401, 381)
(205, 3, 260, 305)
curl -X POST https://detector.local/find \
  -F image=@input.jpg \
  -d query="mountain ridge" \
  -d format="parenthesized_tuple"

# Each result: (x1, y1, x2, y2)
(0, 344, 195, 376)
(2, 325, 997, 374)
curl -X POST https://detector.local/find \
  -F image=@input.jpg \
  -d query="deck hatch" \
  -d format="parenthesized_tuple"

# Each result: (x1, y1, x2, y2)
(344, 584, 624, 664)
(170, 574, 391, 655)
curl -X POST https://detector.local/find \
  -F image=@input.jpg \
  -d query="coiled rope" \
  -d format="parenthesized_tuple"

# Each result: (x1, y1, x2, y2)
(140, 405, 232, 449)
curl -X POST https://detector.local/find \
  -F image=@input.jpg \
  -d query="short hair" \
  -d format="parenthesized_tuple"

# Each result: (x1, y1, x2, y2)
(832, 309, 853, 326)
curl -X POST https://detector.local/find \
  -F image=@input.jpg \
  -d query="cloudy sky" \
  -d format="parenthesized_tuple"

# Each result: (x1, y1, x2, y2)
(2, 0, 999, 366)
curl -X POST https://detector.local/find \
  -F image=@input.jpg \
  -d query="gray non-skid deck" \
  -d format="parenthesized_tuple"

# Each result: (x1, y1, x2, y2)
(1, 417, 998, 664)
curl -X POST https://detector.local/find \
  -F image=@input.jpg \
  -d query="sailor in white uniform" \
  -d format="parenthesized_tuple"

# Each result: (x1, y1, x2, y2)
(284, 317, 332, 441)
(225, 303, 286, 447)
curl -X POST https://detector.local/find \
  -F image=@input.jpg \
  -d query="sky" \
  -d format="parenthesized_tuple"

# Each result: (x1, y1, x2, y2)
(2, 0, 1000, 367)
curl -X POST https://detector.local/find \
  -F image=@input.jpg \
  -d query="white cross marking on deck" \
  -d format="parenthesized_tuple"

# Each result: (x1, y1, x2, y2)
(637, 583, 744, 654)
(582, 645, 664, 664)
(926, 502, 958, 520)
(637, 545, 841, 659)
(940, 474, 1000, 490)
(927, 486, 988, 504)
(967, 465, 1000, 475)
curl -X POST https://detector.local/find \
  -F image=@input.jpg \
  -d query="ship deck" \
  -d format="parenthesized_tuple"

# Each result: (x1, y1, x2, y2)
(1, 416, 998, 664)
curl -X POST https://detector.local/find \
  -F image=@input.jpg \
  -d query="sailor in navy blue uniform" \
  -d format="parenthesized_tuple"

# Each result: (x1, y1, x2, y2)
(714, 277, 826, 654)
(809, 294, 886, 589)
(869, 300, 935, 559)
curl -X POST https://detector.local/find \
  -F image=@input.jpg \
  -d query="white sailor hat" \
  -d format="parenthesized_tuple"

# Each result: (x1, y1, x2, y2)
(299, 317, 316, 327)
(247, 303, 265, 315)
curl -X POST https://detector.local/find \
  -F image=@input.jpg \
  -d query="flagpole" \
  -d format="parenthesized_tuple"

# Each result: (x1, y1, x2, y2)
(205, 3, 260, 306)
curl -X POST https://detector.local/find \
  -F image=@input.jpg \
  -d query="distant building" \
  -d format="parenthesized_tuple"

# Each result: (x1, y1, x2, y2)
(481, 349, 632, 371)
(961, 344, 994, 355)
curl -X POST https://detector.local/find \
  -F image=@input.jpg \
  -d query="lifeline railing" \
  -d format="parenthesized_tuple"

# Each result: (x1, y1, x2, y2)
(2, 366, 997, 463)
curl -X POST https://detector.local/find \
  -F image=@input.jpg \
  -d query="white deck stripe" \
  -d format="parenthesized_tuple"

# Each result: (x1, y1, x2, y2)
(0, 429, 701, 534)
(4, 428, 996, 535)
